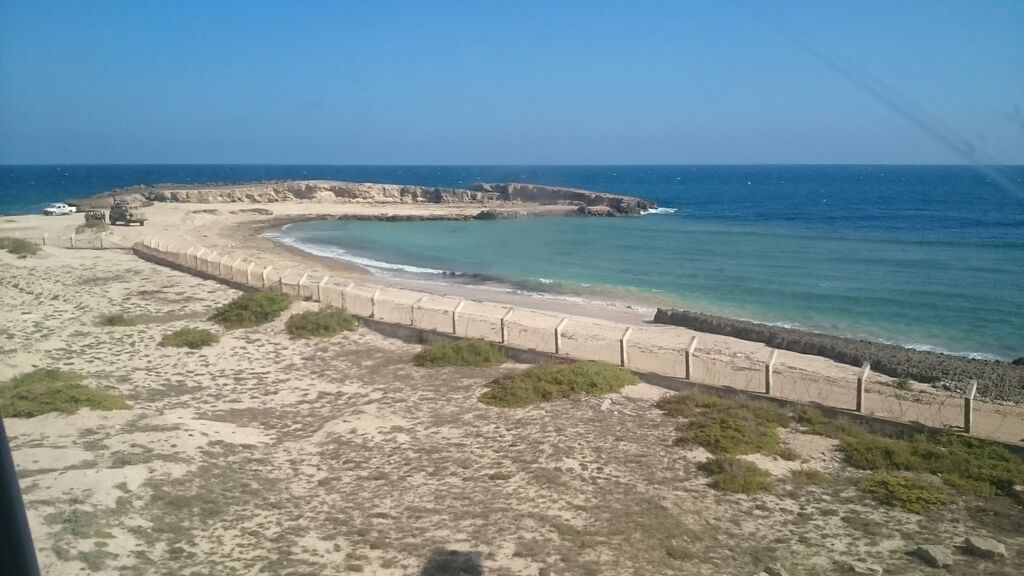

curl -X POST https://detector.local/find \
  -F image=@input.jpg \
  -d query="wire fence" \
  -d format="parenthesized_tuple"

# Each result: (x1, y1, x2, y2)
(132, 235, 1024, 447)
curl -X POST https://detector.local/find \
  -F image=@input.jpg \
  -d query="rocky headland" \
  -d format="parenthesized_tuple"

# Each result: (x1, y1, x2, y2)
(655, 308, 1024, 403)
(72, 180, 656, 216)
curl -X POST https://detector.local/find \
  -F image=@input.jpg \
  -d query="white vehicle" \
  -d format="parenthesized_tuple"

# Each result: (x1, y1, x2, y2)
(43, 203, 77, 216)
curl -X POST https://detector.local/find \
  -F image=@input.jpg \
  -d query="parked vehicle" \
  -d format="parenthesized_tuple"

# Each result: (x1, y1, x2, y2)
(84, 210, 106, 222)
(42, 203, 77, 216)
(108, 198, 147, 226)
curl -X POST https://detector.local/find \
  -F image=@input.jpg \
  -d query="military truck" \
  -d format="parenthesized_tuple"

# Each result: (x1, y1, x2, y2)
(108, 198, 147, 226)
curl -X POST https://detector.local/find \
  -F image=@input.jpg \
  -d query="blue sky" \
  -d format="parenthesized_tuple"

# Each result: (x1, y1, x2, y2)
(1, 0, 1021, 164)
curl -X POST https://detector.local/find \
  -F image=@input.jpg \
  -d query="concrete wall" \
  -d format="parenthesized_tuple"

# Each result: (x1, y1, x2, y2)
(342, 284, 377, 317)
(414, 295, 461, 334)
(503, 310, 562, 354)
(132, 237, 1024, 448)
(374, 288, 421, 325)
(560, 319, 625, 365)
(455, 301, 506, 342)
(320, 281, 347, 308)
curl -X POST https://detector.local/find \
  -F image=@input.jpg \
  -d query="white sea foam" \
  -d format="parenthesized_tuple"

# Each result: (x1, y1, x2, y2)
(903, 343, 1004, 361)
(642, 207, 677, 215)
(264, 232, 447, 276)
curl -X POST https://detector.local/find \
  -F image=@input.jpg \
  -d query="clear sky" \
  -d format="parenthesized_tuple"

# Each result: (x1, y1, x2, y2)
(1, 0, 1021, 165)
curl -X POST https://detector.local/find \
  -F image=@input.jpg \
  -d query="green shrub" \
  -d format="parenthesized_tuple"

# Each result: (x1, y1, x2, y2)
(479, 362, 637, 408)
(98, 313, 134, 327)
(0, 369, 129, 418)
(674, 412, 781, 456)
(76, 219, 107, 234)
(774, 445, 801, 461)
(0, 237, 40, 257)
(658, 392, 790, 456)
(209, 291, 291, 329)
(799, 408, 1024, 501)
(700, 456, 773, 494)
(789, 468, 829, 487)
(859, 473, 949, 513)
(414, 339, 505, 367)
(159, 327, 219, 349)
(664, 545, 691, 561)
(285, 306, 358, 338)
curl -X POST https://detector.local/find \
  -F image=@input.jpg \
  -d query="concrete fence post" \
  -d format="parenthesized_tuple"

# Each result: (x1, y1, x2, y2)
(685, 336, 698, 381)
(219, 255, 231, 277)
(261, 266, 273, 288)
(451, 300, 465, 335)
(42, 233, 48, 246)
(195, 248, 209, 272)
(370, 289, 381, 318)
(764, 349, 778, 395)
(500, 308, 514, 344)
(317, 276, 329, 302)
(964, 380, 978, 434)
(231, 257, 242, 279)
(185, 246, 195, 267)
(298, 272, 310, 296)
(246, 262, 256, 285)
(554, 318, 569, 355)
(278, 269, 291, 292)
(619, 327, 633, 368)
(856, 363, 871, 413)
(411, 295, 428, 326)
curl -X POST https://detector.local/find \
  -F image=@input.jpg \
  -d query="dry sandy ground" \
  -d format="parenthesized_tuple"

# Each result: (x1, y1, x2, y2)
(3, 243, 1024, 575)
(9, 203, 1018, 444)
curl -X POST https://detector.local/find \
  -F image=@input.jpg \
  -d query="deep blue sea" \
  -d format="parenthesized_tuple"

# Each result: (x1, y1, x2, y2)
(3, 164, 1023, 360)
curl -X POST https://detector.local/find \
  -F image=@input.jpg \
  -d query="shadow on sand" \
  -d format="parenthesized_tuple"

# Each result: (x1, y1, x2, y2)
(418, 548, 484, 576)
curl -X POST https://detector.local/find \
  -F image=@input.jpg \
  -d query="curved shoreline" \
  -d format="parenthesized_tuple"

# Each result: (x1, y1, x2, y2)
(265, 217, 1023, 403)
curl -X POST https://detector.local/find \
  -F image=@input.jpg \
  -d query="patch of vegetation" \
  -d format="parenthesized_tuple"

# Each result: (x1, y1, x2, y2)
(209, 291, 291, 329)
(700, 456, 774, 494)
(664, 544, 691, 561)
(479, 362, 637, 408)
(0, 369, 129, 418)
(0, 236, 40, 257)
(657, 392, 790, 456)
(159, 327, 219, 349)
(284, 305, 358, 338)
(859, 473, 949, 513)
(774, 445, 801, 461)
(98, 313, 134, 327)
(414, 339, 505, 367)
(798, 407, 1024, 501)
(76, 219, 108, 234)
(893, 378, 913, 390)
(789, 467, 829, 487)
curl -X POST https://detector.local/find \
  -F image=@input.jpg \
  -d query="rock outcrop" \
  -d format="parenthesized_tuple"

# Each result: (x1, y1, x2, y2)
(76, 180, 656, 216)
(914, 545, 953, 568)
(964, 535, 1007, 559)
(468, 182, 655, 215)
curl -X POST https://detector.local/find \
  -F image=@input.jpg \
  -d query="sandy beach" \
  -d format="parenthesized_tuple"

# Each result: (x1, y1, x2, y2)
(3, 214, 1024, 575)
(4, 201, 1024, 446)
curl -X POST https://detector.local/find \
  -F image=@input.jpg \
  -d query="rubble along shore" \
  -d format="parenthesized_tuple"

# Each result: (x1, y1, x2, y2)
(654, 308, 1024, 403)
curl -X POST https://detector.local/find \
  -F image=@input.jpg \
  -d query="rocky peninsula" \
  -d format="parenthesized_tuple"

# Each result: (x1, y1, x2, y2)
(72, 180, 657, 216)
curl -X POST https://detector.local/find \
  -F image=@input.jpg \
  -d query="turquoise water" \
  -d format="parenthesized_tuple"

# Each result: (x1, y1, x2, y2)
(268, 166, 1024, 361)
(2, 164, 1022, 359)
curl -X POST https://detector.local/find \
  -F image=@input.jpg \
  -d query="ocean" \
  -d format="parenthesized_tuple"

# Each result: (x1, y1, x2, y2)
(3, 164, 1023, 360)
